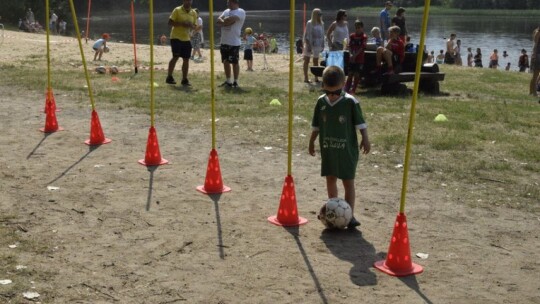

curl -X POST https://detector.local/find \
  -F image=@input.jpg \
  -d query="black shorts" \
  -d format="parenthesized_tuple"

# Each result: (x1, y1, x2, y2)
(220, 44, 240, 64)
(244, 49, 253, 61)
(171, 39, 192, 59)
(348, 63, 363, 74)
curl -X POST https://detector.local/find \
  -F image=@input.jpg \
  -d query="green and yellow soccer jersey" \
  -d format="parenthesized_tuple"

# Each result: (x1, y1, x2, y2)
(169, 6, 197, 41)
(311, 93, 367, 179)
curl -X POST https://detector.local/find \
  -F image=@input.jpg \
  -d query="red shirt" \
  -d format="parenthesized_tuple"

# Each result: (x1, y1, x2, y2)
(348, 32, 367, 64)
(387, 38, 405, 63)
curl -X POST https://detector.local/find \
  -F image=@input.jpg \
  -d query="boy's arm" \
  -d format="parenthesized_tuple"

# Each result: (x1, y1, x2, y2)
(309, 131, 319, 156)
(359, 128, 370, 154)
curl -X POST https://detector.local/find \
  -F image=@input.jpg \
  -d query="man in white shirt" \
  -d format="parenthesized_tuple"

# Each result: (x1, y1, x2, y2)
(217, 0, 246, 88)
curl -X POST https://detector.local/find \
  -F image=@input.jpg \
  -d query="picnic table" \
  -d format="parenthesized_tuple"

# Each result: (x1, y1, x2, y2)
(311, 50, 445, 95)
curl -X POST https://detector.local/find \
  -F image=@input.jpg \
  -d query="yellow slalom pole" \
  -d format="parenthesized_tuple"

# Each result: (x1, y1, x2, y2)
(209, 0, 216, 150)
(46, 0, 51, 90)
(287, 0, 296, 175)
(149, 0, 155, 127)
(68, 0, 97, 111)
(399, 0, 432, 214)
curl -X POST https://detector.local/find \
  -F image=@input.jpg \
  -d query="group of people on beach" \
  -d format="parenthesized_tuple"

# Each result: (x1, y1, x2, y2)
(18, 8, 66, 35)
(425, 32, 535, 74)
(301, 1, 409, 90)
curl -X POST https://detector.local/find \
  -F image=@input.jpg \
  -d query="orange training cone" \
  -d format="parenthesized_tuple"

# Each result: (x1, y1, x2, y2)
(138, 126, 168, 166)
(268, 175, 308, 226)
(374, 213, 423, 277)
(40, 100, 63, 133)
(196, 149, 231, 194)
(84, 110, 112, 145)
(43, 88, 60, 113)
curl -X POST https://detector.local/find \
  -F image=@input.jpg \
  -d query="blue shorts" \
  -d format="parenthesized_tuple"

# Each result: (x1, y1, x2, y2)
(171, 39, 192, 59)
(220, 44, 240, 64)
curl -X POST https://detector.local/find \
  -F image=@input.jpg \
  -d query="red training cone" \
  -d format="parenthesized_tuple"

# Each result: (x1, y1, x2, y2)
(84, 110, 112, 145)
(40, 100, 63, 133)
(268, 175, 308, 226)
(138, 126, 168, 166)
(374, 213, 423, 277)
(196, 149, 231, 194)
(43, 88, 60, 113)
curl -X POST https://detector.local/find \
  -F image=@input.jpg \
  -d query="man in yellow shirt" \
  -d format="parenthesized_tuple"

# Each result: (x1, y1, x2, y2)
(166, 0, 197, 86)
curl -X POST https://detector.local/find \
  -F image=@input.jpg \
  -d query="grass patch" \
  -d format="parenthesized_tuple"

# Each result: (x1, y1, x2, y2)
(0, 62, 538, 210)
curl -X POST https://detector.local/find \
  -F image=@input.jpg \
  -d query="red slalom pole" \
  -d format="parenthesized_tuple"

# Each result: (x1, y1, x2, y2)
(85, 0, 91, 43)
(130, 0, 139, 73)
(303, 2, 306, 34)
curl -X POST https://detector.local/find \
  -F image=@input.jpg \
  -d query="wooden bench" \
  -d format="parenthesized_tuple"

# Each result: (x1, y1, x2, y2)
(310, 50, 445, 95)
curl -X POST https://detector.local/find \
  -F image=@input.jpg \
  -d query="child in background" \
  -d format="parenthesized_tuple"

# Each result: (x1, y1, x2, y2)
(436, 49, 444, 64)
(243, 27, 256, 71)
(309, 65, 370, 229)
(474, 48, 483, 67)
(344, 20, 367, 94)
(160, 34, 167, 45)
(93, 33, 110, 61)
(190, 9, 203, 61)
(505, 62, 511, 71)
(269, 35, 278, 53)
(467, 47, 473, 67)
(489, 49, 499, 69)
(372, 26, 404, 75)
(427, 50, 434, 63)
(518, 49, 529, 72)
(370, 27, 384, 47)
(454, 39, 463, 66)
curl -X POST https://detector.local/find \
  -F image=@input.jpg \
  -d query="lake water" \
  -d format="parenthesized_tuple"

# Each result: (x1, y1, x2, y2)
(82, 10, 538, 71)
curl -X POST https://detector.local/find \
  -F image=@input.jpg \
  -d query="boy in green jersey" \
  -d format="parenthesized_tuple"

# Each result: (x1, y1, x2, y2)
(309, 66, 371, 228)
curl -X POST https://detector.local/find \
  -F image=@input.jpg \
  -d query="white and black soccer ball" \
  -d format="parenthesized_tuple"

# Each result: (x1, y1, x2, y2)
(318, 198, 353, 229)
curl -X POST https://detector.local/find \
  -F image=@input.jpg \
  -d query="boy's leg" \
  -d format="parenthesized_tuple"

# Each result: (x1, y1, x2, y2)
(344, 74, 353, 92)
(351, 73, 361, 93)
(375, 47, 384, 67)
(342, 179, 360, 227)
(312, 57, 320, 82)
(383, 49, 394, 70)
(342, 179, 355, 211)
(326, 176, 338, 199)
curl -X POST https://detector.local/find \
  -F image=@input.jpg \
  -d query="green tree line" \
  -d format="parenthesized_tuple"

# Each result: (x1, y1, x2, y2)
(1, 0, 539, 25)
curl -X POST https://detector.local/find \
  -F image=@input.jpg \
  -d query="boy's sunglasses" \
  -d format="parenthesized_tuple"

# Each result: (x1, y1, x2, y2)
(324, 89, 342, 96)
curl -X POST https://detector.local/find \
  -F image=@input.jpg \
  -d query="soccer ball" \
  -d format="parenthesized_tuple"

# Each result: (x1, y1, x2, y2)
(110, 66, 119, 74)
(318, 198, 353, 229)
(104, 46, 110, 53)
